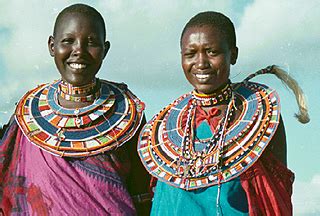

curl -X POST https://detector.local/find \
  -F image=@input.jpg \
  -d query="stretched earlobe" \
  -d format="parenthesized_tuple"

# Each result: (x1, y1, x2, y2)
(48, 36, 55, 57)
(103, 41, 111, 59)
(231, 47, 239, 65)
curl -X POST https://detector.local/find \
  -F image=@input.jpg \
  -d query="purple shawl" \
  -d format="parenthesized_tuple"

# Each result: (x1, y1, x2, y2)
(0, 120, 136, 215)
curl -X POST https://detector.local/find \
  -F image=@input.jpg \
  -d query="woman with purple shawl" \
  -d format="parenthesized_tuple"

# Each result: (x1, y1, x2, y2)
(0, 4, 150, 215)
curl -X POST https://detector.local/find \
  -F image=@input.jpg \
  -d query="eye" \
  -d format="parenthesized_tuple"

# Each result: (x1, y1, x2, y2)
(88, 40, 97, 46)
(88, 37, 101, 47)
(183, 51, 195, 58)
(61, 38, 74, 44)
(207, 49, 218, 57)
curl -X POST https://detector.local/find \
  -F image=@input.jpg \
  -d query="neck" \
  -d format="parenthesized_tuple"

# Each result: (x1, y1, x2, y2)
(57, 78, 100, 109)
(192, 81, 232, 107)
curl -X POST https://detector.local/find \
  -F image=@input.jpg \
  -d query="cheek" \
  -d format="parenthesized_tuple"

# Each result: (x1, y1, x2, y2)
(54, 44, 64, 53)
(210, 56, 226, 67)
(216, 67, 230, 81)
(90, 48, 105, 60)
(54, 47, 69, 60)
(184, 72, 197, 88)
(181, 59, 193, 72)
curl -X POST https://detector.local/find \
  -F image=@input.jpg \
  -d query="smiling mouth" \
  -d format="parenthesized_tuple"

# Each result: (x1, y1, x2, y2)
(195, 74, 210, 79)
(193, 73, 213, 83)
(69, 63, 87, 69)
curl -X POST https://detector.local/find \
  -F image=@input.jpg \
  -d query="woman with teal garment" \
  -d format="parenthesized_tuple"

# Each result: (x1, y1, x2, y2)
(138, 11, 309, 216)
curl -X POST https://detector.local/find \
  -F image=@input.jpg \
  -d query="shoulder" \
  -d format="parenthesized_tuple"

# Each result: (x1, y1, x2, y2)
(14, 82, 51, 121)
(232, 81, 281, 118)
(233, 81, 280, 100)
(16, 82, 51, 107)
(0, 115, 21, 145)
(149, 92, 192, 120)
(265, 115, 287, 165)
(100, 79, 130, 92)
(100, 79, 129, 91)
(100, 79, 145, 112)
(20, 82, 50, 95)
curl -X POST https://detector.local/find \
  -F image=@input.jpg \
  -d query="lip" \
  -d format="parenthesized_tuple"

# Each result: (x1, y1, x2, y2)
(192, 71, 216, 83)
(66, 60, 89, 72)
(68, 63, 87, 69)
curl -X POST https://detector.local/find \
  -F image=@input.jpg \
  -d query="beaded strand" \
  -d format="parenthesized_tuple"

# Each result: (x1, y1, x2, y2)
(177, 89, 235, 180)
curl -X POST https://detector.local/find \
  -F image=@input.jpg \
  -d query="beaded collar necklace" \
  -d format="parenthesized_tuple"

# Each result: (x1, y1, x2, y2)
(138, 81, 281, 191)
(16, 79, 145, 157)
(192, 81, 232, 106)
(57, 78, 101, 102)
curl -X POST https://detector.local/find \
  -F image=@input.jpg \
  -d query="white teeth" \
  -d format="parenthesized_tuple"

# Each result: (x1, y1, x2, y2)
(195, 74, 210, 79)
(69, 63, 87, 69)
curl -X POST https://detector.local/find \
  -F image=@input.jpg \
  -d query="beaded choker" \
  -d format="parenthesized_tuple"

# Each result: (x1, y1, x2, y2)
(58, 79, 100, 102)
(192, 82, 232, 106)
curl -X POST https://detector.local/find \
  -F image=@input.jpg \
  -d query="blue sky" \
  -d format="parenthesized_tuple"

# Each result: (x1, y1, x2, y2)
(0, 0, 319, 214)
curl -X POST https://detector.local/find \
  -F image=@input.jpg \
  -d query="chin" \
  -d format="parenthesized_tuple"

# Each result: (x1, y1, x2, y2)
(64, 77, 92, 86)
(197, 90, 214, 95)
(195, 85, 217, 95)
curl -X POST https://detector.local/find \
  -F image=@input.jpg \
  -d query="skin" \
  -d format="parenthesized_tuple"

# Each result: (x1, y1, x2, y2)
(48, 13, 110, 86)
(181, 25, 238, 95)
(48, 13, 110, 108)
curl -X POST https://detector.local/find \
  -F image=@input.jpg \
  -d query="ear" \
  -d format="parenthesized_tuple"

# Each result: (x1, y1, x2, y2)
(103, 41, 111, 59)
(230, 47, 238, 65)
(48, 36, 55, 57)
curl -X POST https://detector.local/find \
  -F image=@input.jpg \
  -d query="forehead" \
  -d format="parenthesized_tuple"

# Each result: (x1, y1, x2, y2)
(181, 25, 227, 47)
(55, 12, 104, 35)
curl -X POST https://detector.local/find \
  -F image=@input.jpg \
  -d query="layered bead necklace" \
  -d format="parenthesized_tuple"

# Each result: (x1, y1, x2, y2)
(57, 78, 101, 102)
(177, 81, 234, 177)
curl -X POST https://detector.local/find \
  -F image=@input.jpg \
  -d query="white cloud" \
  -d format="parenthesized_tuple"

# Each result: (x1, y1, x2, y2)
(235, 0, 320, 76)
(293, 174, 320, 215)
(0, 1, 56, 72)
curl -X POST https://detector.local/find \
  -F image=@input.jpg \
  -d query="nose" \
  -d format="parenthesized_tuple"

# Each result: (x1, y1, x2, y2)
(72, 40, 86, 56)
(195, 53, 210, 70)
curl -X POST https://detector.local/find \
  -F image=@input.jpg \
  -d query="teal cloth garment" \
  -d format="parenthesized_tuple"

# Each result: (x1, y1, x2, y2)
(151, 118, 249, 216)
(151, 178, 248, 216)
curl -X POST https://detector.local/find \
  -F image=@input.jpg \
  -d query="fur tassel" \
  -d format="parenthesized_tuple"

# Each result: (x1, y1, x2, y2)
(244, 65, 310, 124)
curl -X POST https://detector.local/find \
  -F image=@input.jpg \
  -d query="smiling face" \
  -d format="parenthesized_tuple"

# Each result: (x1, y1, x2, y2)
(48, 13, 110, 86)
(181, 25, 238, 94)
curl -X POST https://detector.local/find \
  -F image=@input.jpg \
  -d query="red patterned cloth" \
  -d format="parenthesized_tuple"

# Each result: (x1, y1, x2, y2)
(241, 151, 294, 216)
(195, 106, 222, 133)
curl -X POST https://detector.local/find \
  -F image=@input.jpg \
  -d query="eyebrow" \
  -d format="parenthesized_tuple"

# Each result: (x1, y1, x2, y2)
(61, 33, 74, 36)
(182, 43, 218, 49)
